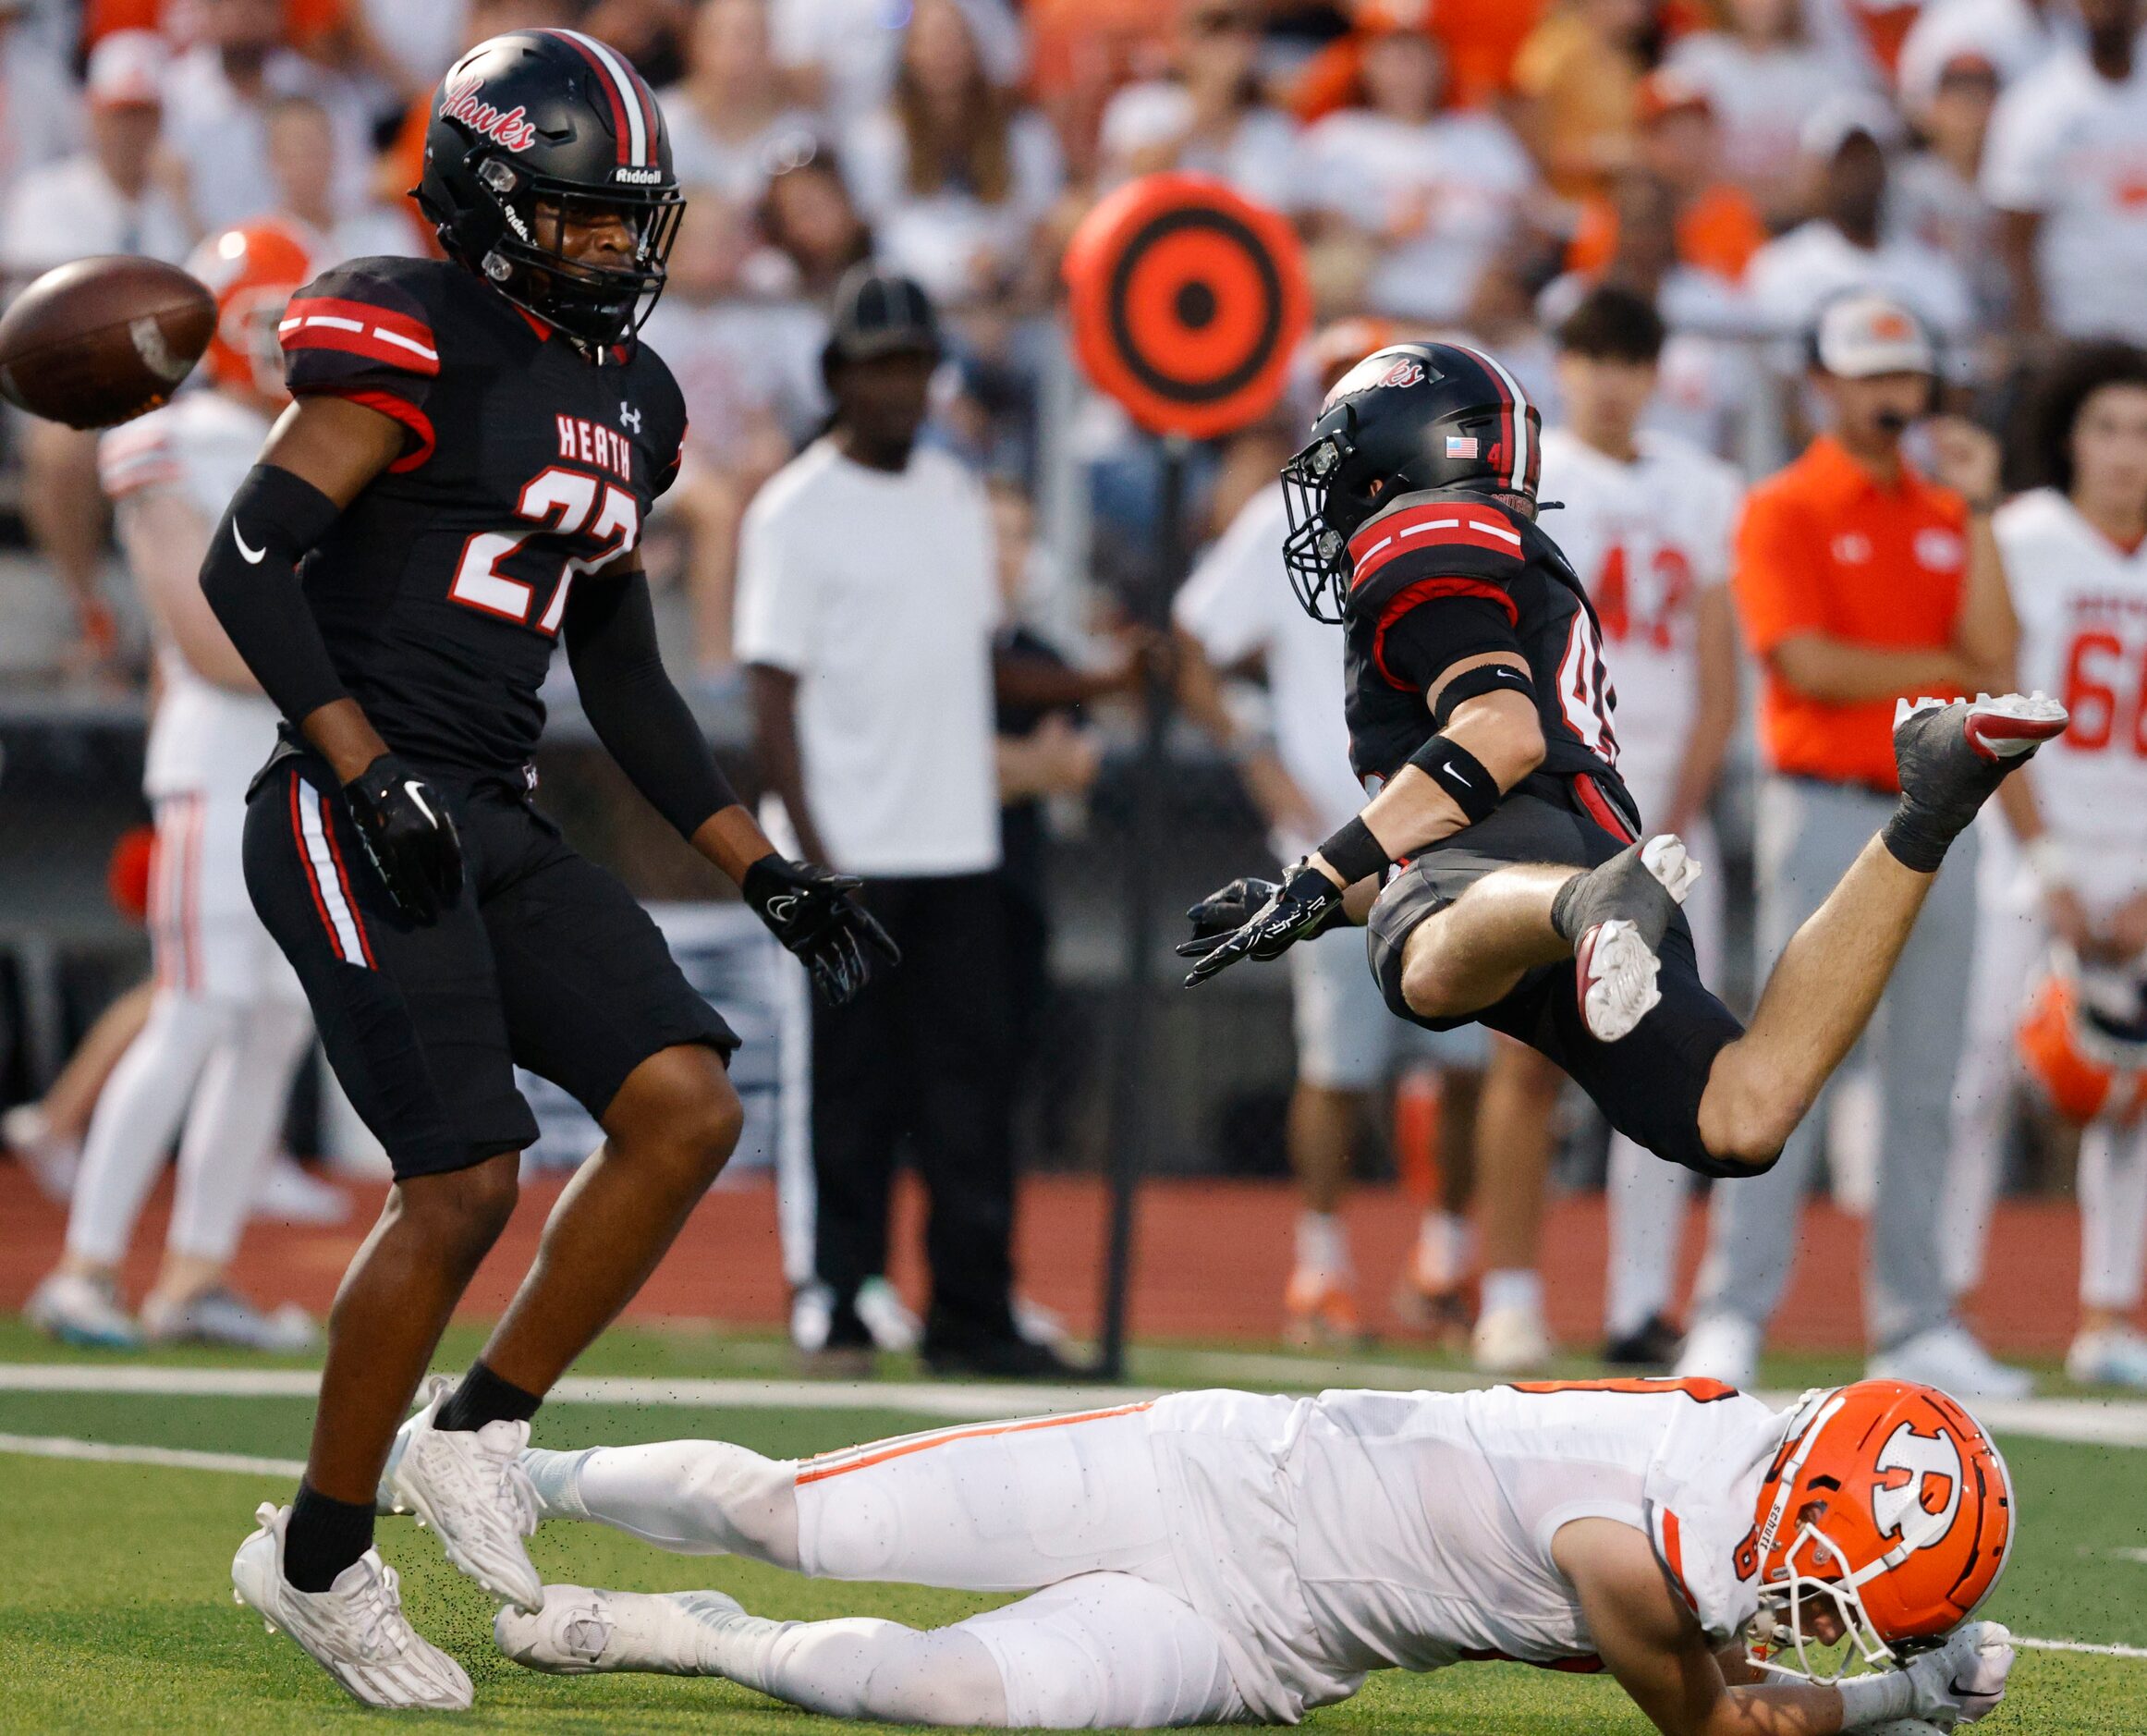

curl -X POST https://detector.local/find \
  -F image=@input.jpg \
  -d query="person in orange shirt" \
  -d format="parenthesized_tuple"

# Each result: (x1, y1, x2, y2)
(1566, 71, 1768, 283)
(1511, 0, 1657, 199)
(1679, 290, 2036, 1400)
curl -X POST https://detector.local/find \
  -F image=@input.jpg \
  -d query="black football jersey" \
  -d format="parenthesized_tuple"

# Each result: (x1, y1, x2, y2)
(1340, 485, 1635, 821)
(280, 255, 688, 780)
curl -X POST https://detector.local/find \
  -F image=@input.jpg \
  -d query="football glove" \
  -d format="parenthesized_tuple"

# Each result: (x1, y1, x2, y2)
(742, 855, 900, 1007)
(343, 753, 462, 924)
(1177, 861, 1348, 986)
(1902, 1620, 2014, 1725)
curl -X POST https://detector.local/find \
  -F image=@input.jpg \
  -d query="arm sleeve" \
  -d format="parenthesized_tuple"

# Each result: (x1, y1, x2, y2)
(198, 464, 350, 727)
(278, 263, 441, 472)
(1729, 489, 1825, 657)
(1375, 592, 1526, 695)
(563, 571, 740, 839)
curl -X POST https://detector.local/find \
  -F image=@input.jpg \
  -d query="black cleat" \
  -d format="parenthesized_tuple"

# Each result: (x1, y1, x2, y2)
(1604, 1313, 1684, 1370)
(1884, 694, 2068, 872)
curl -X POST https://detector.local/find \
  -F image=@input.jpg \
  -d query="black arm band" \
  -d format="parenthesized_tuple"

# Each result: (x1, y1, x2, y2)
(565, 573, 740, 838)
(1313, 815, 1392, 887)
(1405, 735, 1501, 825)
(199, 464, 350, 727)
(1431, 660, 1535, 729)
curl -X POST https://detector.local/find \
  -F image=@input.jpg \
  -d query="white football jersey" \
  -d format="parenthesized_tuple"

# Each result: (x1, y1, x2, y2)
(1148, 1381, 1785, 1718)
(99, 392, 281, 801)
(1995, 488, 2147, 909)
(1537, 429, 1743, 823)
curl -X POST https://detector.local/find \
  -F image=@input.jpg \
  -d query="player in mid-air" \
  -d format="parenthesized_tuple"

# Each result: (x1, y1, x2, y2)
(487, 1375, 2018, 1733)
(1177, 339, 2066, 1188)
(201, 31, 894, 1709)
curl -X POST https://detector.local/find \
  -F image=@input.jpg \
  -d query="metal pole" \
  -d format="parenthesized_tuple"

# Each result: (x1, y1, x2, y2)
(1095, 433, 1189, 1381)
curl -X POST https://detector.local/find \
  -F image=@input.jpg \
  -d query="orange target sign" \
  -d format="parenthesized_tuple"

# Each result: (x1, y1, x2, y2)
(1064, 173, 1310, 441)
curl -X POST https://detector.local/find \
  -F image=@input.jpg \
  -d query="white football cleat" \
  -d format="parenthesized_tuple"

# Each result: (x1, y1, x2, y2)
(2067, 1326, 2147, 1388)
(386, 1377, 543, 1611)
(232, 1502, 472, 1710)
(496, 1583, 741, 1677)
(140, 1287, 318, 1353)
(1472, 1303, 1553, 1375)
(1867, 1323, 2031, 1401)
(1674, 1313, 1761, 1389)
(25, 1270, 139, 1349)
(1570, 835, 1697, 1043)
(854, 1275, 921, 1352)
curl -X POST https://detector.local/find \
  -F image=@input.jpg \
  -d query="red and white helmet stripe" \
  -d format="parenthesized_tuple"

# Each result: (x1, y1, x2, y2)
(541, 29, 658, 166)
(1444, 342, 1533, 493)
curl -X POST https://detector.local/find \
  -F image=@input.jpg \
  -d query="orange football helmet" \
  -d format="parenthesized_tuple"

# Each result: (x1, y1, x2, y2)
(1748, 1380, 2014, 1681)
(2018, 951, 2147, 1127)
(185, 222, 314, 402)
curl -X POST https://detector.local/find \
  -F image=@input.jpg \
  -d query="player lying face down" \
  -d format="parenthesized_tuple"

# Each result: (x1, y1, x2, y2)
(1174, 330, 2063, 1187)
(482, 1375, 2018, 1734)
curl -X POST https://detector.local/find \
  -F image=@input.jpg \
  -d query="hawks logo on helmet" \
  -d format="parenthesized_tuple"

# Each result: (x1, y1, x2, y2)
(438, 75, 538, 152)
(1376, 356, 1426, 390)
(1747, 1379, 2013, 1681)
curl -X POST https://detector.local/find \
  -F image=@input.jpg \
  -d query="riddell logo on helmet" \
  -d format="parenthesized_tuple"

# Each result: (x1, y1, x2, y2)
(441, 77, 538, 153)
(612, 165, 665, 184)
(1871, 1423, 1963, 1548)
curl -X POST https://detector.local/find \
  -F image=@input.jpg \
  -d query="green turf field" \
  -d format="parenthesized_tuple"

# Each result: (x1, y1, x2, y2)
(2, 1323, 2143, 1732)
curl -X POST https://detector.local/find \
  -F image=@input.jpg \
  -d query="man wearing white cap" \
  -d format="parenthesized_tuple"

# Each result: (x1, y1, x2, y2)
(2, 29, 190, 673)
(1745, 94, 1976, 366)
(1678, 291, 2031, 1398)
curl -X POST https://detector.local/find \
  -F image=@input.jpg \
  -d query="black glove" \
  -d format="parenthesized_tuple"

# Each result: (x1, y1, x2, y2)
(342, 752, 462, 924)
(742, 854, 901, 1007)
(1177, 861, 1348, 986)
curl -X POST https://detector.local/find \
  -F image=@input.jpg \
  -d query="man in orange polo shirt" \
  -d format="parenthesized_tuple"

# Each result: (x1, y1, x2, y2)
(1680, 291, 2031, 1398)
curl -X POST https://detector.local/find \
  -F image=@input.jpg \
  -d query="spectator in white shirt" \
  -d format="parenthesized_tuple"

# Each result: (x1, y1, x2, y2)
(162, 0, 375, 234)
(773, 0, 1023, 125)
(1985, 0, 2147, 343)
(0, 0, 80, 199)
(1892, 51, 2011, 331)
(261, 93, 417, 266)
(660, 0, 821, 206)
(1897, 0, 2078, 116)
(3, 30, 190, 675)
(1746, 95, 1977, 361)
(1299, 24, 1538, 326)
(840, 0, 1062, 311)
(1665, 0, 1848, 226)
(1097, 0, 1299, 213)
(738, 265, 1067, 1379)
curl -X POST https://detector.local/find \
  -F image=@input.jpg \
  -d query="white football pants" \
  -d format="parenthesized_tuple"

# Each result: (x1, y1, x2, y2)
(526, 1408, 1246, 1728)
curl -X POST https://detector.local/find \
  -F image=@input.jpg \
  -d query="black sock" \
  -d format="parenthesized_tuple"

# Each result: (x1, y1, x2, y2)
(284, 1480, 376, 1593)
(433, 1359, 543, 1434)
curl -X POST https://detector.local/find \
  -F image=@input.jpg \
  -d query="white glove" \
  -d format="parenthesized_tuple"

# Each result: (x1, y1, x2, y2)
(1904, 1621, 2015, 1724)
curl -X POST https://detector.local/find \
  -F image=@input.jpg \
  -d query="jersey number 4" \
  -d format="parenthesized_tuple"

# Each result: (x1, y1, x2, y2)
(448, 465, 640, 634)
(1557, 607, 1617, 759)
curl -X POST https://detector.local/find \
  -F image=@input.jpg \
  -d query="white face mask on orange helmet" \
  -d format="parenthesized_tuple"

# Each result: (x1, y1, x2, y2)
(2018, 947, 2147, 1127)
(1745, 1380, 2015, 1682)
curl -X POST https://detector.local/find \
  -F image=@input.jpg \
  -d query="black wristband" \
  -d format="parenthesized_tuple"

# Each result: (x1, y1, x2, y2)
(1405, 735, 1501, 825)
(1432, 661, 1536, 728)
(1313, 815, 1392, 887)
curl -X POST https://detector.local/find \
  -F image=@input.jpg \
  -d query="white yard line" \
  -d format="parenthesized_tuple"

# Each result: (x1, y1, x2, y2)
(2016, 1637, 2147, 1659)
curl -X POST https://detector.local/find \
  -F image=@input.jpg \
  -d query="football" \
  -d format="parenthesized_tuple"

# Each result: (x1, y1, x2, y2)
(0, 255, 215, 429)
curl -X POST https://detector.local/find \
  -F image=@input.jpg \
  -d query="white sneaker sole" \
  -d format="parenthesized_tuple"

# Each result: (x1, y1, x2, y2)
(1571, 835, 1696, 1044)
(1896, 691, 2069, 761)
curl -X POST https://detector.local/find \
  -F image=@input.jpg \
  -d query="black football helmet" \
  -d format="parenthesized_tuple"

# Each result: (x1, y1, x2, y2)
(1280, 341, 1543, 622)
(416, 30, 683, 348)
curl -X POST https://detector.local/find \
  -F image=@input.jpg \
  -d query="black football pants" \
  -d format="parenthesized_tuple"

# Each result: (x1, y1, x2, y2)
(811, 872, 1018, 1338)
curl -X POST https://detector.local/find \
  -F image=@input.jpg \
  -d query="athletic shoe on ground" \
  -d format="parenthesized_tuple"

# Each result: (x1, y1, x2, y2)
(921, 1318, 1080, 1380)
(386, 1377, 543, 1611)
(497, 1583, 738, 1676)
(141, 1287, 319, 1352)
(1603, 1313, 1683, 1370)
(2066, 1326, 2147, 1389)
(1013, 1291, 1071, 1348)
(1893, 693, 2067, 836)
(854, 1275, 921, 1352)
(1867, 1322, 2032, 1401)
(1392, 1275, 1473, 1348)
(1285, 1267, 1364, 1349)
(252, 1155, 351, 1226)
(789, 1279, 834, 1353)
(1471, 1303, 1553, 1375)
(24, 1270, 139, 1349)
(4, 1104, 79, 1200)
(1674, 1313, 1761, 1389)
(1570, 836, 1699, 1043)
(231, 1501, 472, 1709)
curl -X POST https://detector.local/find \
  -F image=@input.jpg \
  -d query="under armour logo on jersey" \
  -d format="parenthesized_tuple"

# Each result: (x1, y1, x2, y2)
(1872, 1423, 1963, 1549)
(619, 402, 642, 434)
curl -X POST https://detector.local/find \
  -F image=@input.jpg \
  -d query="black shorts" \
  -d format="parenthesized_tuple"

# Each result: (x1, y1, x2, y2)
(244, 753, 737, 1180)
(1366, 778, 1745, 1176)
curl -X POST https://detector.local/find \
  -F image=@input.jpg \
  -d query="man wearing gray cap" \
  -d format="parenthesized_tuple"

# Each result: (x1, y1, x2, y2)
(1678, 292, 2031, 1398)
(737, 264, 1067, 1379)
